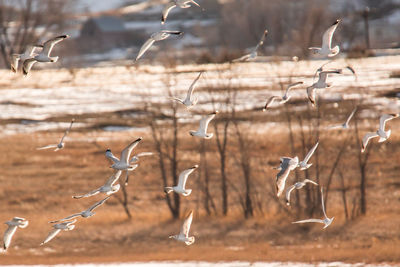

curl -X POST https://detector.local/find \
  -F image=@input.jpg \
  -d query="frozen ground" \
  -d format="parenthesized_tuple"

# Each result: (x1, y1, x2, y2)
(0, 56, 399, 136)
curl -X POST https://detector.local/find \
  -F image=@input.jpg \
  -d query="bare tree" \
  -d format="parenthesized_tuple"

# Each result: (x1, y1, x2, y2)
(0, 0, 74, 68)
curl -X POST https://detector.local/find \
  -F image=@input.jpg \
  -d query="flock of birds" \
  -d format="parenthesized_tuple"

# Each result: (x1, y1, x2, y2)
(2, 0, 399, 254)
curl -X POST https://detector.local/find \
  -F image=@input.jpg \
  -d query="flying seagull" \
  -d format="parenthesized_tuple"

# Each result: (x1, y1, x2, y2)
(129, 152, 155, 164)
(106, 138, 142, 171)
(263, 82, 303, 111)
(309, 19, 341, 57)
(169, 210, 195, 245)
(22, 35, 69, 75)
(274, 156, 299, 197)
(263, 96, 281, 111)
(162, 0, 201, 24)
(165, 165, 198, 196)
(307, 70, 342, 107)
(37, 119, 75, 151)
(292, 188, 334, 229)
(136, 31, 183, 61)
(171, 72, 203, 108)
(49, 196, 110, 223)
(298, 141, 319, 170)
(361, 114, 399, 153)
(40, 219, 76, 246)
(280, 81, 304, 104)
(11, 44, 42, 73)
(286, 179, 318, 206)
(328, 107, 357, 130)
(73, 170, 122, 199)
(313, 61, 357, 82)
(189, 111, 218, 139)
(232, 29, 268, 62)
(3, 217, 29, 251)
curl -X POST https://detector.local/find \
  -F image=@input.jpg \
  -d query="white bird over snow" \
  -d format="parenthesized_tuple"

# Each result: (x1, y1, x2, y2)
(37, 119, 75, 151)
(280, 81, 304, 104)
(189, 111, 218, 139)
(136, 30, 183, 61)
(165, 165, 198, 196)
(263, 96, 281, 111)
(106, 138, 142, 171)
(307, 69, 342, 107)
(73, 170, 123, 199)
(292, 188, 334, 229)
(286, 179, 318, 206)
(232, 29, 268, 62)
(263, 82, 303, 111)
(298, 141, 319, 170)
(169, 210, 195, 245)
(3, 217, 29, 251)
(328, 107, 357, 130)
(49, 196, 110, 223)
(40, 219, 76, 246)
(313, 61, 357, 82)
(22, 35, 69, 75)
(162, 0, 201, 24)
(171, 72, 203, 108)
(274, 156, 299, 197)
(309, 19, 341, 57)
(361, 113, 399, 153)
(11, 44, 42, 73)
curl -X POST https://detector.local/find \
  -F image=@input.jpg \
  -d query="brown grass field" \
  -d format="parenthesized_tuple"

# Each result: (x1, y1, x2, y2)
(0, 58, 399, 265)
(0, 123, 399, 265)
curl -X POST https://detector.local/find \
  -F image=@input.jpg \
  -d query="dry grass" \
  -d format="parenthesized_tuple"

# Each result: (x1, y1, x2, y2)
(0, 119, 399, 264)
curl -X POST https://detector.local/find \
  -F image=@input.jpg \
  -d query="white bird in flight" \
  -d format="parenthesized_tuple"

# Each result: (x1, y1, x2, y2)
(169, 210, 195, 245)
(161, 0, 201, 24)
(307, 69, 341, 107)
(313, 61, 357, 82)
(37, 119, 75, 151)
(22, 35, 69, 75)
(189, 111, 218, 139)
(40, 219, 76, 246)
(73, 170, 123, 199)
(129, 152, 155, 164)
(165, 165, 198, 196)
(286, 179, 318, 206)
(361, 114, 399, 153)
(11, 44, 42, 73)
(298, 141, 319, 170)
(232, 29, 268, 62)
(274, 156, 299, 197)
(49, 196, 110, 223)
(136, 31, 183, 61)
(106, 138, 142, 171)
(280, 81, 304, 104)
(171, 72, 203, 108)
(3, 217, 29, 251)
(263, 96, 281, 111)
(309, 19, 341, 57)
(328, 107, 357, 130)
(263, 82, 303, 111)
(292, 188, 334, 229)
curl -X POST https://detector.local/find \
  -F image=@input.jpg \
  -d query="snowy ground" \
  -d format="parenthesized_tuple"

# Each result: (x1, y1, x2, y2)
(0, 56, 399, 136)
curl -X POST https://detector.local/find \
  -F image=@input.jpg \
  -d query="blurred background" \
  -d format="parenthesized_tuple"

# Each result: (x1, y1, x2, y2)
(1, 0, 400, 67)
(0, 0, 399, 265)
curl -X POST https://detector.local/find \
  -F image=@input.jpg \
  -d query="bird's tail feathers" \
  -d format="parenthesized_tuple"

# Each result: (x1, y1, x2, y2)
(185, 236, 195, 245)
(328, 46, 340, 57)
(182, 189, 192, 196)
(164, 187, 173, 194)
